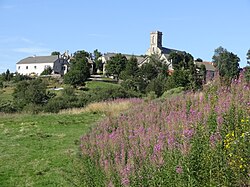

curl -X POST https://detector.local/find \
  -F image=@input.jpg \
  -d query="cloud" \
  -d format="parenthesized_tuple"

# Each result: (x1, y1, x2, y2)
(0, 36, 34, 44)
(13, 47, 50, 54)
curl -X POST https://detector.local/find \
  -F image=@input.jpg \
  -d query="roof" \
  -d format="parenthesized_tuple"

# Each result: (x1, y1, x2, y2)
(102, 53, 146, 64)
(17, 55, 58, 64)
(195, 61, 216, 71)
(161, 47, 184, 55)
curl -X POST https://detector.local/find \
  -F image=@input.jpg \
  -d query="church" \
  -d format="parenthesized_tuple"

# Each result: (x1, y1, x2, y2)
(101, 31, 215, 79)
(101, 31, 185, 73)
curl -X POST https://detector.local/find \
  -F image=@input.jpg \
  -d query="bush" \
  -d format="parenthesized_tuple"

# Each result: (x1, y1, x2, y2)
(13, 79, 50, 111)
(161, 87, 184, 99)
(0, 102, 17, 113)
(0, 81, 3, 89)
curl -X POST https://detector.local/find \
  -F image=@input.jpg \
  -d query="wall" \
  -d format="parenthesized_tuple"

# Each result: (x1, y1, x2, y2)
(16, 63, 54, 76)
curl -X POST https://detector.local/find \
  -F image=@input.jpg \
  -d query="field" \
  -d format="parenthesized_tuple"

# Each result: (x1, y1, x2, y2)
(0, 112, 102, 186)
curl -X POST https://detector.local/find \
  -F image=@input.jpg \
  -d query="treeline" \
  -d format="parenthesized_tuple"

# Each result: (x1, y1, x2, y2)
(0, 47, 250, 114)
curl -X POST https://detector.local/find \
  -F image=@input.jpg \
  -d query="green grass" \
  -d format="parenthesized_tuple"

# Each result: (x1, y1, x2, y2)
(85, 81, 119, 90)
(0, 87, 14, 102)
(0, 112, 102, 187)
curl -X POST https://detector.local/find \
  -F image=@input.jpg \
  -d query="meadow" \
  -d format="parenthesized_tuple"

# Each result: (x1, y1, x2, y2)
(0, 98, 141, 187)
(0, 112, 102, 186)
(81, 75, 250, 186)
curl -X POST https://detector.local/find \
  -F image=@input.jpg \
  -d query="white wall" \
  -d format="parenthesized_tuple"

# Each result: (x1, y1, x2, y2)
(16, 63, 54, 76)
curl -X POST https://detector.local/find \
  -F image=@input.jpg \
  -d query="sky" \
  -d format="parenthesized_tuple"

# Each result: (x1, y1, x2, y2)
(0, 0, 250, 73)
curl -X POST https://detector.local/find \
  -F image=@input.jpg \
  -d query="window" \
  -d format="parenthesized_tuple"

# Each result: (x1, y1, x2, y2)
(34, 66, 37, 69)
(18, 66, 20, 70)
(26, 66, 28, 69)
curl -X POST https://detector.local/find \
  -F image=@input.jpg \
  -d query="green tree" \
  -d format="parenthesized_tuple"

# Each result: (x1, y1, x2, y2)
(3, 69, 11, 81)
(105, 53, 127, 79)
(168, 52, 184, 70)
(64, 58, 90, 86)
(120, 56, 139, 80)
(212, 46, 240, 83)
(64, 50, 91, 86)
(200, 64, 207, 83)
(247, 49, 250, 65)
(74, 50, 90, 60)
(93, 49, 103, 73)
(13, 79, 49, 110)
(51, 51, 60, 56)
(196, 58, 203, 62)
(140, 63, 158, 81)
(40, 66, 53, 75)
(0, 81, 3, 89)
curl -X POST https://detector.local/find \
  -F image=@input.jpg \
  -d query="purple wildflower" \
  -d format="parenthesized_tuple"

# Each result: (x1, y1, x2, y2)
(176, 165, 183, 174)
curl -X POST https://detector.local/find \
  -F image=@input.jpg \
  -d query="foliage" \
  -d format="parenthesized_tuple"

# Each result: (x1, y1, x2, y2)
(212, 46, 240, 84)
(200, 64, 207, 83)
(80, 73, 250, 186)
(146, 76, 167, 97)
(51, 51, 60, 55)
(13, 73, 32, 82)
(160, 86, 184, 99)
(93, 49, 103, 73)
(12, 79, 50, 111)
(105, 53, 127, 79)
(247, 49, 250, 65)
(40, 66, 53, 75)
(0, 81, 3, 89)
(64, 57, 90, 86)
(120, 56, 139, 80)
(196, 58, 203, 62)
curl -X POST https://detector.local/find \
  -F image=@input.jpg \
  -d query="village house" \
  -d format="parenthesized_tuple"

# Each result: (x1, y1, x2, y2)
(16, 52, 70, 76)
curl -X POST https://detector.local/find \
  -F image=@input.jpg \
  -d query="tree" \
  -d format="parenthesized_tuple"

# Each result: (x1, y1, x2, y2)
(73, 50, 90, 60)
(120, 56, 139, 80)
(41, 66, 53, 75)
(51, 51, 60, 56)
(168, 52, 184, 70)
(105, 54, 127, 79)
(212, 46, 240, 83)
(196, 58, 203, 62)
(93, 49, 103, 73)
(200, 64, 207, 83)
(64, 58, 90, 86)
(247, 49, 250, 65)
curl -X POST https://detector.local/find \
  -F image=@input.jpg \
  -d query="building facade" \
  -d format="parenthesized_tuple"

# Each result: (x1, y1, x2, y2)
(16, 55, 69, 76)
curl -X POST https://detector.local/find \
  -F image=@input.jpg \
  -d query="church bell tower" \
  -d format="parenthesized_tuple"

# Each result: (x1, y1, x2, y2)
(147, 31, 163, 55)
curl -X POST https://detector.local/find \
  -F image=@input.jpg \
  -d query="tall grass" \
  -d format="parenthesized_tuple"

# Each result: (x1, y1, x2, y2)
(80, 74, 250, 186)
(60, 98, 143, 117)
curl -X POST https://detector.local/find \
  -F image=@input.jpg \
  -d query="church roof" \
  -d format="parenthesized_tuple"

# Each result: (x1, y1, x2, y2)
(161, 47, 184, 55)
(17, 55, 58, 64)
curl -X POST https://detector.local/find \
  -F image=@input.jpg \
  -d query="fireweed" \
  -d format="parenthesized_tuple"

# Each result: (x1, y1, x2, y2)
(80, 74, 250, 186)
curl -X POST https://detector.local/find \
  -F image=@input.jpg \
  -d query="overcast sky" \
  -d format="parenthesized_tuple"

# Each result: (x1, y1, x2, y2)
(0, 0, 250, 73)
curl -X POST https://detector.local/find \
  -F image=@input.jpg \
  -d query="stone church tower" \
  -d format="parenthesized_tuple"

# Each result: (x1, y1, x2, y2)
(147, 31, 163, 55)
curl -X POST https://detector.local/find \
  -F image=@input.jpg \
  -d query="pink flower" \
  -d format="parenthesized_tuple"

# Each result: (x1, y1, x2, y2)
(176, 165, 183, 174)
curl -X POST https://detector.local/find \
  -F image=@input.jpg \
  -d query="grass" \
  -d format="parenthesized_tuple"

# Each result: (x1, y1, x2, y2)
(85, 81, 119, 90)
(0, 112, 102, 187)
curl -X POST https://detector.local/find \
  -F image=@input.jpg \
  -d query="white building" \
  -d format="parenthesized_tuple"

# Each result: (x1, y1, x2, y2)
(16, 55, 69, 76)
